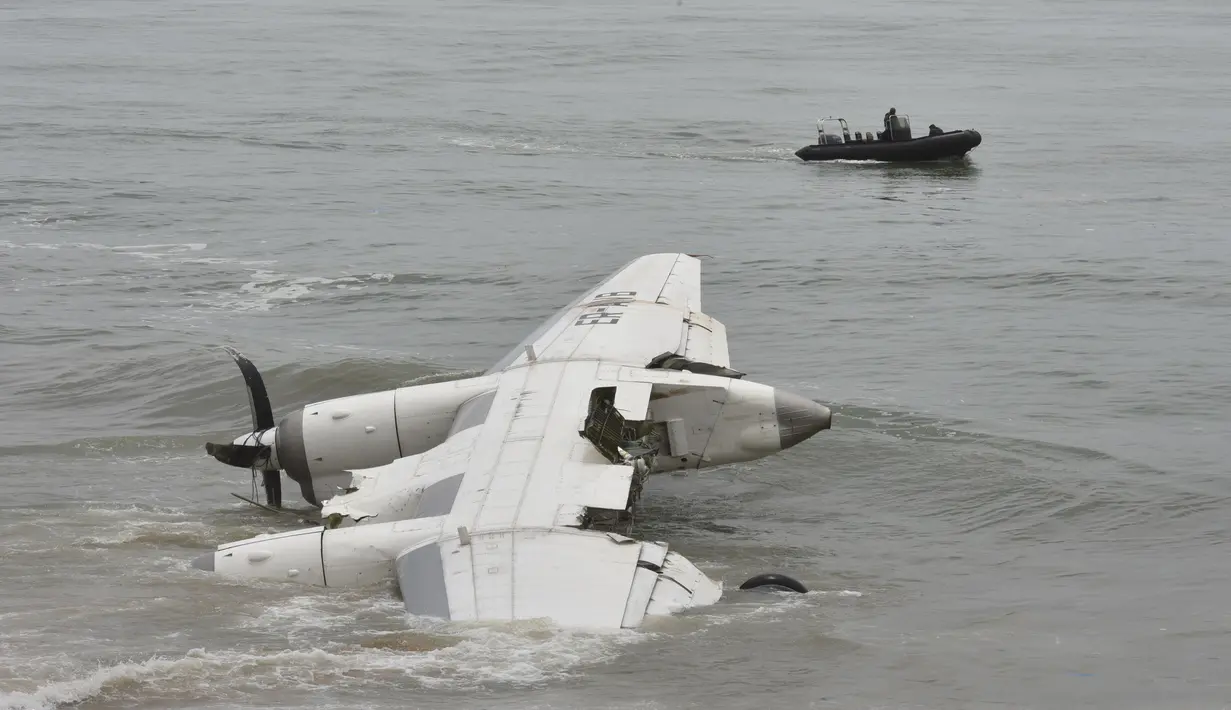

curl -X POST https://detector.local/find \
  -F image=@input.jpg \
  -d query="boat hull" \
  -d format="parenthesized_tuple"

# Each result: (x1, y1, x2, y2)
(795, 129, 982, 162)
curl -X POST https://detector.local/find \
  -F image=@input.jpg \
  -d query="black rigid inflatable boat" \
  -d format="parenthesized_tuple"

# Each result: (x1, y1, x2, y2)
(795, 115, 981, 163)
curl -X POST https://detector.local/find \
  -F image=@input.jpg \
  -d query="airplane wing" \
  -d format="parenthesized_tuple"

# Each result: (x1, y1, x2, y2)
(391, 254, 735, 628)
(485, 252, 734, 375)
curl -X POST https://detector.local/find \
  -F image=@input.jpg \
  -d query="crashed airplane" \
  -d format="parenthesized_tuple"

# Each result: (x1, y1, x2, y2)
(197, 253, 831, 629)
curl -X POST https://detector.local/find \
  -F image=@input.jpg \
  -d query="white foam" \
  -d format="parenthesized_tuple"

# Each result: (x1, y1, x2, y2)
(215, 270, 397, 312)
(2, 239, 395, 314)
(176, 256, 277, 266)
(645, 149, 795, 163)
(400, 369, 486, 387)
(240, 592, 399, 633)
(0, 239, 270, 271)
(0, 620, 644, 709)
(111, 243, 208, 256)
(0, 240, 98, 250)
(80, 503, 192, 519)
(698, 587, 865, 627)
(704, 594, 811, 625)
(0, 241, 208, 255)
(442, 135, 581, 155)
(73, 519, 212, 548)
(0, 653, 200, 710)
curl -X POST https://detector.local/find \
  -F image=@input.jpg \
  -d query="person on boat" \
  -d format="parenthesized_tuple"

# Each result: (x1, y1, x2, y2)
(880, 107, 896, 141)
(928, 123, 943, 136)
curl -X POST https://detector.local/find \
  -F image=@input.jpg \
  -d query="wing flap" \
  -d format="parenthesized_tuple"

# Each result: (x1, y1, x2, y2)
(620, 567, 660, 629)
(682, 311, 732, 369)
(471, 529, 515, 621)
(637, 540, 669, 569)
(439, 534, 477, 621)
(646, 551, 724, 616)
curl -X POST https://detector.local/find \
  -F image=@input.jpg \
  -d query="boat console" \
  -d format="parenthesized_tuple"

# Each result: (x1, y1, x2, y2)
(886, 113, 912, 140)
(816, 114, 914, 145)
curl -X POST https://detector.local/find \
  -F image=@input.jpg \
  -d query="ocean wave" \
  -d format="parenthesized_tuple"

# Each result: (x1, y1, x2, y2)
(0, 621, 644, 709)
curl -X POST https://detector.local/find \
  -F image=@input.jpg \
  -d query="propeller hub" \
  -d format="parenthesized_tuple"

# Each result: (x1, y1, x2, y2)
(204, 440, 272, 470)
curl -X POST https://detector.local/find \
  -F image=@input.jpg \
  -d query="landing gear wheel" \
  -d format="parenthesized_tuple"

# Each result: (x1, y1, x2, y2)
(739, 573, 808, 594)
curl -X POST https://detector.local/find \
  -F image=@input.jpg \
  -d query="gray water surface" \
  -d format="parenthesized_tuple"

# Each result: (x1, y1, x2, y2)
(2, 1, 1229, 708)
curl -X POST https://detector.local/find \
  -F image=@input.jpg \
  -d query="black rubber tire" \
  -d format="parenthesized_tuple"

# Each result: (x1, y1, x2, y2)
(739, 573, 808, 593)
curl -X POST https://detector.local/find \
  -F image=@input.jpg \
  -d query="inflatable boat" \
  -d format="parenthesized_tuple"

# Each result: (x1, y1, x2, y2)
(795, 115, 981, 162)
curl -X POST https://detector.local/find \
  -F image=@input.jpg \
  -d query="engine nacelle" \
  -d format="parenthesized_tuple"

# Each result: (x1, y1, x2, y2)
(599, 370, 831, 473)
(194, 516, 446, 588)
(274, 374, 499, 505)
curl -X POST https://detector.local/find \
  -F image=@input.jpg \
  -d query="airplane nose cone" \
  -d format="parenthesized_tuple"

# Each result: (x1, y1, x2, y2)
(774, 390, 832, 450)
(191, 552, 215, 572)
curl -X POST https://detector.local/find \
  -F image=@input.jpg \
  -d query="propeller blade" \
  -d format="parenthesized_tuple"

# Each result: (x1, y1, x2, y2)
(262, 469, 282, 508)
(208, 347, 287, 508)
(222, 346, 275, 432)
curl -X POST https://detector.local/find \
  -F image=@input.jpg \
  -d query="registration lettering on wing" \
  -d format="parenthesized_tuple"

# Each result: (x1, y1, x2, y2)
(574, 291, 637, 326)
